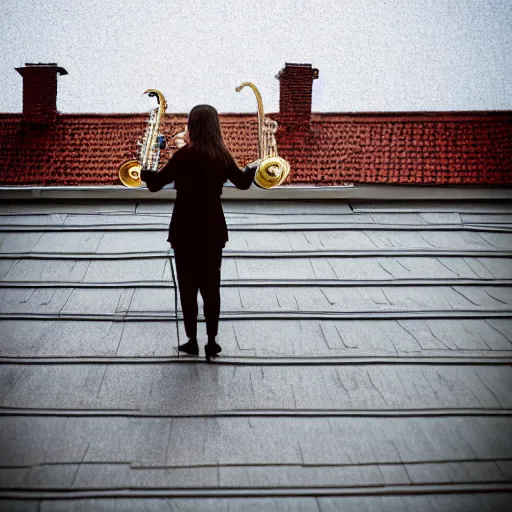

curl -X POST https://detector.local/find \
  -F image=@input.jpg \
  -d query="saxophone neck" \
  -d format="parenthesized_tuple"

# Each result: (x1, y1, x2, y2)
(144, 89, 167, 111)
(236, 82, 265, 159)
(144, 89, 167, 139)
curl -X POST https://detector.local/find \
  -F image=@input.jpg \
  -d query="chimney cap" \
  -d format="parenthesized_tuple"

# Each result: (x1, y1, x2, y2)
(16, 63, 68, 76)
(276, 63, 318, 80)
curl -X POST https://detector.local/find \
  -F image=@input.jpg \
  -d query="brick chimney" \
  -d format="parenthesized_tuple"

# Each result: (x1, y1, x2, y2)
(15, 63, 68, 124)
(276, 63, 318, 124)
(275, 63, 318, 155)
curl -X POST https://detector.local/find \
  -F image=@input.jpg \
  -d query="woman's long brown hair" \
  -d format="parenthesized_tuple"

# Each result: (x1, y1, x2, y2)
(186, 105, 233, 167)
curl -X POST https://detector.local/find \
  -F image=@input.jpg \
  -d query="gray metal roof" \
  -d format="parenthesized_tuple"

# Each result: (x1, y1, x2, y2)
(0, 197, 512, 510)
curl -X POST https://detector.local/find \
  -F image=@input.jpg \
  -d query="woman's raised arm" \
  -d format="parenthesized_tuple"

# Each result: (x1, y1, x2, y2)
(227, 159, 259, 190)
(141, 148, 185, 192)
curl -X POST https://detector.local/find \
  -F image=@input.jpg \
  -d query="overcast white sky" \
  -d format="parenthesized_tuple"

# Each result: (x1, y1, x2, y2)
(1, 0, 511, 114)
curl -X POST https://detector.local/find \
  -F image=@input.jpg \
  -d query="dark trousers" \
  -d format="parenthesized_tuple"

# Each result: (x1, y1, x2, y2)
(173, 245, 223, 339)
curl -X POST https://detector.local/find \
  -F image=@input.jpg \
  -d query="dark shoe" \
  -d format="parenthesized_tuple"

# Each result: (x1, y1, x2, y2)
(204, 342, 222, 362)
(178, 338, 199, 356)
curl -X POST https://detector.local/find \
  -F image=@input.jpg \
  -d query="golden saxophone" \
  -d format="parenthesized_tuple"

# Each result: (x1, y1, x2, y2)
(236, 82, 290, 188)
(118, 89, 168, 188)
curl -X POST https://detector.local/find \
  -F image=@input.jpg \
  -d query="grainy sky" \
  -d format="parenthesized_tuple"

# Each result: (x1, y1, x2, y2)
(1, 0, 510, 114)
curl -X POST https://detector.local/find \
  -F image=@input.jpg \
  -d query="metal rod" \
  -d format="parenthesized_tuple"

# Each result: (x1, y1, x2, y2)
(169, 255, 179, 359)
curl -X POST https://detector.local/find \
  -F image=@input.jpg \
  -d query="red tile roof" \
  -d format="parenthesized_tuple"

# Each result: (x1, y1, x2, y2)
(297, 112, 512, 185)
(0, 111, 510, 186)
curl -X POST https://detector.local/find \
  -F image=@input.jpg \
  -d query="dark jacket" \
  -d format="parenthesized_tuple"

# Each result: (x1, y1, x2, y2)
(141, 146, 256, 249)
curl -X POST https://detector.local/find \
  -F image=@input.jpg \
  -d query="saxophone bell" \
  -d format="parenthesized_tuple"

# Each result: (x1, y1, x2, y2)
(254, 156, 290, 189)
(118, 160, 143, 188)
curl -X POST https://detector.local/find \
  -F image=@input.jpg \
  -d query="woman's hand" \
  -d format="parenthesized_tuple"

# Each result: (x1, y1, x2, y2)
(173, 131, 187, 149)
(246, 159, 261, 171)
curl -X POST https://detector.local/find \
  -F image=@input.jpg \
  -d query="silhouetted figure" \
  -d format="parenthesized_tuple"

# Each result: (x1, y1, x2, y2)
(141, 104, 257, 360)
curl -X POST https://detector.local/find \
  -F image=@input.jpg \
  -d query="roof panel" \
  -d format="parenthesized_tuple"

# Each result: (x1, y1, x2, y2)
(0, 198, 511, 507)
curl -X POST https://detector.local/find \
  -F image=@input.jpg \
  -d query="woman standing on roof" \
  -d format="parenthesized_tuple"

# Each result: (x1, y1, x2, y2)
(141, 105, 257, 360)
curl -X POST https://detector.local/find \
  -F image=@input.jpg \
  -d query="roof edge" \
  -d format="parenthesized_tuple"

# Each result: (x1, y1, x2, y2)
(1, 110, 510, 121)
(2, 184, 512, 202)
(310, 110, 512, 122)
